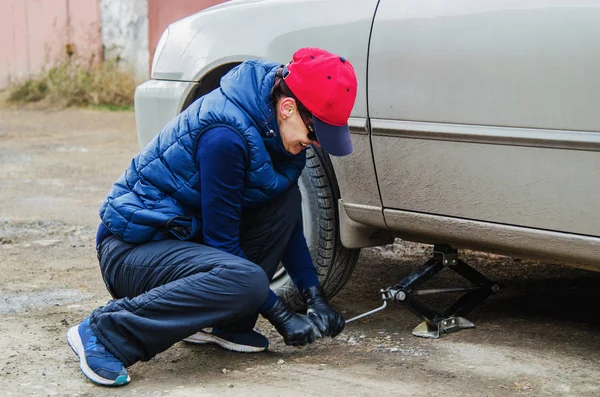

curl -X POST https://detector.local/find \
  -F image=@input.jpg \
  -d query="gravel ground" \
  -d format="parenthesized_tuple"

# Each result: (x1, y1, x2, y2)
(1, 108, 599, 396)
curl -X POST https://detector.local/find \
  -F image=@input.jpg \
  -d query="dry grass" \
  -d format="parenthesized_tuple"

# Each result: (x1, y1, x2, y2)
(4, 57, 136, 109)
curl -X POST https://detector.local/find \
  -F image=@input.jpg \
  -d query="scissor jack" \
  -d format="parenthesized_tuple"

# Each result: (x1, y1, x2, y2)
(346, 244, 500, 338)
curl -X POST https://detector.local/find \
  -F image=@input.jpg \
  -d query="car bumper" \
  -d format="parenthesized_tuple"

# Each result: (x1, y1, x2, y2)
(134, 79, 199, 148)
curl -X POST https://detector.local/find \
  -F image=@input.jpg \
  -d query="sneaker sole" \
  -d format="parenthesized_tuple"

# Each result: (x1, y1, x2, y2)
(67, 326, 130, 386)
(183, 332, 268, 353)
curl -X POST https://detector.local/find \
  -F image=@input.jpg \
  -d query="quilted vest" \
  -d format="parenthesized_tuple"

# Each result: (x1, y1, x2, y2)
(99, 61, 306, 244)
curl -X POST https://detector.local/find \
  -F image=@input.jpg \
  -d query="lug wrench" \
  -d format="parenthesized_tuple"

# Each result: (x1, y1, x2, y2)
(345, 289, 395, 324)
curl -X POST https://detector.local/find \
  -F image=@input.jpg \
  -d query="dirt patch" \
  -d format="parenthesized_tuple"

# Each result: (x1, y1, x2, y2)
(1, 108, 599, 396)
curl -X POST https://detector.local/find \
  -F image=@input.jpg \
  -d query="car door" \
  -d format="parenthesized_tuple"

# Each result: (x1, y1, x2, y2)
(367, 0, 600, 243)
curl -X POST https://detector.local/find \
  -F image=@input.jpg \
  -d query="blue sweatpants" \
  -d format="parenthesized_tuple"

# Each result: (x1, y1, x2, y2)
(89, 186, 301, 366)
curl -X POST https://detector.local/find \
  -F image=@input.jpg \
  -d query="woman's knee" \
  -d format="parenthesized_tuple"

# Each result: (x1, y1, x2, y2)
(236, 263, 270, 309)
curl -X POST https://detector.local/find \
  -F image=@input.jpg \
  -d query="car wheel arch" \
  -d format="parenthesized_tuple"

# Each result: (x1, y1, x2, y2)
(182, 62, 240, 110)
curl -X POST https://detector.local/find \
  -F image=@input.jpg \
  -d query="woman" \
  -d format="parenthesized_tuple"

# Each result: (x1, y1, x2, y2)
(67, 47, 358, 386)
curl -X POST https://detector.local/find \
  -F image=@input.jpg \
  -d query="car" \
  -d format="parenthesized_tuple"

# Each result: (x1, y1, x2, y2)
(134, 0, 600, 315)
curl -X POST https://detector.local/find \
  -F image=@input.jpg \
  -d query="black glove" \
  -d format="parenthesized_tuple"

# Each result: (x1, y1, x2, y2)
(262, 297, 320, 346)
(302, 286, 345, 338)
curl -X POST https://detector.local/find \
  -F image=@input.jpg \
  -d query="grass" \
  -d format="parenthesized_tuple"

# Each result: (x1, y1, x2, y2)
(4, 57, 136, 110)
(90, 104, 133, 112)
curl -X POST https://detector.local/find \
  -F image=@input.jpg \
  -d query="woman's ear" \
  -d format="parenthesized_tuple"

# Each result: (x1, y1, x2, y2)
(278, 97, 297, 120)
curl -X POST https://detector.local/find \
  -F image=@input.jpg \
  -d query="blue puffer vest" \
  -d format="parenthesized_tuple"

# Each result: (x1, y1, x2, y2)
(99, 61, 306, 244)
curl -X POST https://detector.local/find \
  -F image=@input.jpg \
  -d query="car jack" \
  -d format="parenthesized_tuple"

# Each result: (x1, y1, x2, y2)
(346, 244, 500, 338)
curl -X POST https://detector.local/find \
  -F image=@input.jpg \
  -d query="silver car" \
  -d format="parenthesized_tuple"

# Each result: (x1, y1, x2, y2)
(134, 0, 600, 311)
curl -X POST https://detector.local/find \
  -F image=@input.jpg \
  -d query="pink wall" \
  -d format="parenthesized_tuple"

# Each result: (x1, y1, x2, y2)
(0, 0, 102, 88)
(147, 0, 227, 67)
(0, 0, 228, 89)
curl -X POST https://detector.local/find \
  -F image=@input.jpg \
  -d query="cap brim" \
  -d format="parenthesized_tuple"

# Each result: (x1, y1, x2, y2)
(313, 117, 354, 157)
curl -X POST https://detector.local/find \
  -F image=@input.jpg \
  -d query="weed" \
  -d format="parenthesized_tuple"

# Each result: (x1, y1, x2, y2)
(4, 57, 136, 109)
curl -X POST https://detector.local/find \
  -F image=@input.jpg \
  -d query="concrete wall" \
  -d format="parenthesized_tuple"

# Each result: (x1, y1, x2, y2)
(99, 0, 226, 81)
(100, 0, 149, 81)
(0, 0, 102, 88)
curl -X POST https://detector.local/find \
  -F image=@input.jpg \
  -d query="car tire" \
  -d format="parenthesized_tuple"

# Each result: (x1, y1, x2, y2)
(269, 146, 361, 310)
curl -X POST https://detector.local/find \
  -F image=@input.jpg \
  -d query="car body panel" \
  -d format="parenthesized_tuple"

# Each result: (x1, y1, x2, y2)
(366, 0, 600, 251)
(330, 118, 383, 210)
(384, 208, 600, 271)
(372, 122, 600, 237)
(134, 80, 199, 148)
(368, 0, 600, 130)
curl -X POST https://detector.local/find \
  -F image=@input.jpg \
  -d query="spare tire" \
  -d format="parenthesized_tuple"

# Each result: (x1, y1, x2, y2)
(269, 146, 361, 310)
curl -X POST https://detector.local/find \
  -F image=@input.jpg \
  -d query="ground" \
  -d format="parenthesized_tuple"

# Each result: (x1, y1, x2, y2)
(0, 108, 599, 397)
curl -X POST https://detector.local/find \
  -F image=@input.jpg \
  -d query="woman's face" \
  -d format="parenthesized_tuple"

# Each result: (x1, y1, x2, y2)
(276, 97, 319, 155)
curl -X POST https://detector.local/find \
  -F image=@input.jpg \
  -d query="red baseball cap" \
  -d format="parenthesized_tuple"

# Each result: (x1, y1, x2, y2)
(283, 48, 358, 156)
